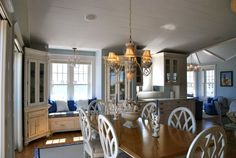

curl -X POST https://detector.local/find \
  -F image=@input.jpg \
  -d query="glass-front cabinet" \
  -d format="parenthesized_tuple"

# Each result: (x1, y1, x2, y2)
(24, 48, 49, 145)
(105, 56, 128, 102)
(164, 58, 178, 84)
(153, 52, 186, 86)
(27, 60, 46, 106)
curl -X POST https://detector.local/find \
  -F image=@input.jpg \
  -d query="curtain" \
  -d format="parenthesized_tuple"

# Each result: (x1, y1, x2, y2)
(13, 51, 23, 152)
(0, 19, 8, 158)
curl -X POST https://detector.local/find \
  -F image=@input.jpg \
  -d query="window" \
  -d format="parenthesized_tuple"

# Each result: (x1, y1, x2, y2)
(51, 63, 68, 100)
(187, 71, 196, 96)
(73, 64, 90, 100)
(200, 65, 215, 98)
(50, 63, 92, 100)
(205, 69, 215, 97)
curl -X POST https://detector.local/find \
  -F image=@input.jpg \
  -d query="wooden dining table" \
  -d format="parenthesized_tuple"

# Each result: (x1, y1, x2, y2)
(90, 115, 196, 158)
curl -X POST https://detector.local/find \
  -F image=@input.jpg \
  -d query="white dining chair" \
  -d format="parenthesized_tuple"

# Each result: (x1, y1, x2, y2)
(97, 115, 119, 158)
(141, 102, 157, 121)
(186, 125, 227, 158)
(168, 107, 196, 133)
(88, 100, 106, 115)
(78, 108, 104, 158)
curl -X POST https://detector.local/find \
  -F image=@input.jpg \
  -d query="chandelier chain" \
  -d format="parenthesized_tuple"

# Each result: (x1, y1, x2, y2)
(129, 0, 132, 43)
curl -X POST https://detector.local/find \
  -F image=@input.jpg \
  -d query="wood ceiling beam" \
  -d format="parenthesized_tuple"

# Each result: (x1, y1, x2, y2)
(194, 52, 201, 65)
(192, 37, 236, 54)
(202, 49, 226, 61)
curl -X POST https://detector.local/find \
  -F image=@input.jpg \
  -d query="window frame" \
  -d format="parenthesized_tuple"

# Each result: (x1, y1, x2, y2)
(48, 54, 95, 101)
(187, 70, 197, 97)
(201, 65, 216, 98)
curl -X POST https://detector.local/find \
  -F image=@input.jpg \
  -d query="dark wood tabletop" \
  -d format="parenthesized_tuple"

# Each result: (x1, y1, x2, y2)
(90, 115, 195, 158)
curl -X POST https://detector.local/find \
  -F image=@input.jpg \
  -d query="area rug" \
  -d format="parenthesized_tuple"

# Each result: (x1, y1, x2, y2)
(34, 143, 84, 158)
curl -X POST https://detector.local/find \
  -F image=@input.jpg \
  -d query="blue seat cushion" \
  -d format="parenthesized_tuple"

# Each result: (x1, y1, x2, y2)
(67, 100, 77, 111)
(204, 102, 218, 115)
(48, 99, 57, 113)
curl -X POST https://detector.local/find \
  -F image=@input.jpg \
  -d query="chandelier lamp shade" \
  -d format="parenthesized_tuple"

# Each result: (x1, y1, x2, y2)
(106, 0, 152, 81)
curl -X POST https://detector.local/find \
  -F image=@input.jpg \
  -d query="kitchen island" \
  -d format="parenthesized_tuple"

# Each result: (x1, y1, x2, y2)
(138, 98, 195, 124)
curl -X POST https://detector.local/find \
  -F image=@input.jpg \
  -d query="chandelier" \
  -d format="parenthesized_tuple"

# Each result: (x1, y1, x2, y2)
(187, 53, 200, 71)
(69, 48, 80, 67)
(106, 0, 152, 81)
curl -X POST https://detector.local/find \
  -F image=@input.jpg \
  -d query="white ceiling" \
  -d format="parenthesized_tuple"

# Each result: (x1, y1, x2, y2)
(28, 0, 236, 56)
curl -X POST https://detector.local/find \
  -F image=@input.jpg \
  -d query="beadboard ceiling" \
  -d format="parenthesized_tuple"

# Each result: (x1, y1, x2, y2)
(27, 0, 236, 63)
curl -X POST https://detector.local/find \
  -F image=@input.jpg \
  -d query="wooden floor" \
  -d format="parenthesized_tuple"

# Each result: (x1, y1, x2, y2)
(15, 115, 236, 158)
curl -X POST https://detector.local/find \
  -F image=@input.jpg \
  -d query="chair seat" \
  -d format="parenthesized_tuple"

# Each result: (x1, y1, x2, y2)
(84, 139, 104, 157)
(91, 139, 104, 153)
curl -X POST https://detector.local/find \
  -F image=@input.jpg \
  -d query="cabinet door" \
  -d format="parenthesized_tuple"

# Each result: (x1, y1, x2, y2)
(39, 62, 46, 104)
(28, 117, 37, 138)
(105, 59, 127, 102)
(28, 60, 37, 105)
(37, 115, 47, 135)
(165, 59, 171, 83)
(172, 59, 178, 83)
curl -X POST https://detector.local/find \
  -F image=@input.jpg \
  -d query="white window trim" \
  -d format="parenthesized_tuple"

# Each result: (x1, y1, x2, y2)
(48, 54, 95, 100)
(201, 65, 216, 98)
(0, 20, 7, 158)
(187, 71, 197, 97)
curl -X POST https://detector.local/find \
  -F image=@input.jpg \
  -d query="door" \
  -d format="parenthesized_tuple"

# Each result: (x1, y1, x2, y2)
(38, 62, 46, 104)
(28, 60, 37, 106)
(37, 115, 47, 135)
(28, 117, 37, 138)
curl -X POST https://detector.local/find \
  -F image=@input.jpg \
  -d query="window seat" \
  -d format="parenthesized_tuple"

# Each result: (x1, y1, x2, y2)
(49, 111, 80, 134)
(49, 111, 79, 118)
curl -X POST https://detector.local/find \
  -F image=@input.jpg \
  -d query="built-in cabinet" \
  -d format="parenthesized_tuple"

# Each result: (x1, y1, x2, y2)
(152, 52, 187, 98)
(24, 48, 49, 145)
(104, 56, 129, 102)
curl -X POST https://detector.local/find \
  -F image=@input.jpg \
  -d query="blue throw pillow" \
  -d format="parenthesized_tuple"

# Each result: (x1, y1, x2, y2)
(67, 100, 77, 111)
(48, 99, 57, 113)
(88, 97, 97, 110)
(88, 97, 97, 105)
(207, 97, 213, 103)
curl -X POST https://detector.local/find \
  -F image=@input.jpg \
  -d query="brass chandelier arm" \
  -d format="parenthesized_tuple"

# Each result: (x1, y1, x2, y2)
(136, 60, 152, 76)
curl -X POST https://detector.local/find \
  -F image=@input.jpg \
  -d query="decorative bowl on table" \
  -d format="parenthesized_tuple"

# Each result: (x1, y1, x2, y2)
(121, 111, 140, 128)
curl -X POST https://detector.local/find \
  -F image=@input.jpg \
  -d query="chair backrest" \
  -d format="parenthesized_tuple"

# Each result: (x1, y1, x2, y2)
(88, 100, 105, 115)
(168, 107, 196, 133)
(78, 108, 91, 143)
(97, 115, 118, 158)
(141, 102, 157, 121)
(186, 125, 227, 158)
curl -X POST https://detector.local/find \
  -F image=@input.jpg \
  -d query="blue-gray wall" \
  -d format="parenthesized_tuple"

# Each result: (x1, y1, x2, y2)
(215, 58, 236, 101)
(196, 57, 236, 102)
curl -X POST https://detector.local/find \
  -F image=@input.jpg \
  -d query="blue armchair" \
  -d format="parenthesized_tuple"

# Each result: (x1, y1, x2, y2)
(204, 97, 218, 115)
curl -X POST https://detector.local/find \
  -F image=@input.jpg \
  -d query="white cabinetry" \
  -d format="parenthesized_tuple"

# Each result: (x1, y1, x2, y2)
(24, 48, 49, 145)
(152, 52, 187, 98)
(104, 56, 128, 102)
(152, 52, 187, 86)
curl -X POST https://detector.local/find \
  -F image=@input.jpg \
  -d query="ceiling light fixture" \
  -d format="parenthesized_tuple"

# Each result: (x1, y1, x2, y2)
(187, 53, 200, 71)
(69, 48, 80, 67)
(106, 0, 152, 81)
(84, 14, 96, 21)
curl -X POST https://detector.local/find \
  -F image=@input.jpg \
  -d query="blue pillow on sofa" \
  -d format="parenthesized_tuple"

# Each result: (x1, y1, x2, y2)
(88, 97, 97, 105)
(67, 100, 77, 111)
(88, 97, 97, 110)
(48, 99, 57, 113)
(207, 97, 213, 103)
